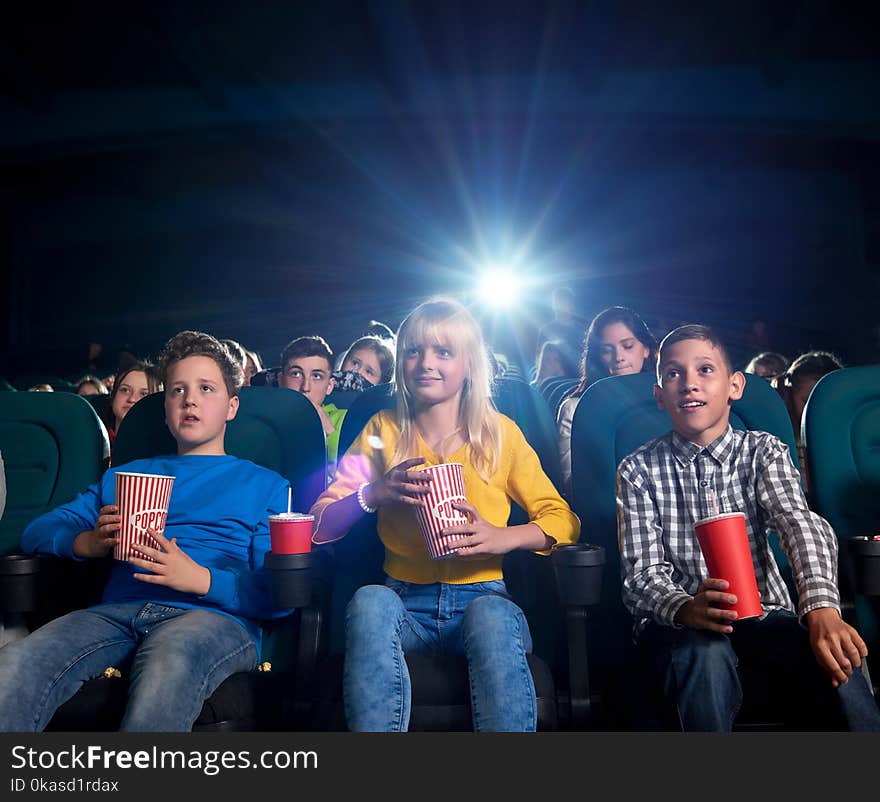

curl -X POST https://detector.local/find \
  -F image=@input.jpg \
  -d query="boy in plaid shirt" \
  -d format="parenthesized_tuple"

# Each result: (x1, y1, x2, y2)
(616, 324, 879, 731)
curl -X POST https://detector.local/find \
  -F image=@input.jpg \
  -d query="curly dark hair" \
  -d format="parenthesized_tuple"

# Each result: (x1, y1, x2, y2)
(158, 330, 243, 396)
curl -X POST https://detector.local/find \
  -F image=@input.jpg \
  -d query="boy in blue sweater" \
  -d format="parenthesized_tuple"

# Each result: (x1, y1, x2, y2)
(0, 331, 292, 732)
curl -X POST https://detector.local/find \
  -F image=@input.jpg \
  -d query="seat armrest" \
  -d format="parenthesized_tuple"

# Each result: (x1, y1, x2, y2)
(551, 544, 605, 607)
(849, 538, 880, 597)
(0, 553, 40, 612)
(550, 545, 605, 729)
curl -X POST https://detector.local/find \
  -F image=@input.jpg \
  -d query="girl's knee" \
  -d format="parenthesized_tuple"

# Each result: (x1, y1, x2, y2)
(462, 595, 527, 639)
(346, 585, 404, 633)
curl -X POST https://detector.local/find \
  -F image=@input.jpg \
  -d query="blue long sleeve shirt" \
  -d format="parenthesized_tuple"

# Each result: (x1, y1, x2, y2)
(21, 454, 292, 650)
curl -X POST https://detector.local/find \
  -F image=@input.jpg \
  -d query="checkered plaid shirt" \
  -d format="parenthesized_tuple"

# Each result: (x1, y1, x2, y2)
(616, 425, 840, 638)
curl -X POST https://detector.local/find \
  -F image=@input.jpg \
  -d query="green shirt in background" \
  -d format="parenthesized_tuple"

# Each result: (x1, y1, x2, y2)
(322, 403, 347, 476)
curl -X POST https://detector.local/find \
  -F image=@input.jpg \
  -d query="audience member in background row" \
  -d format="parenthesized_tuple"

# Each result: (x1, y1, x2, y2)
(744, 351, 789, 381)
(82, 340, 113, 377)
(97, 345, 141, 397)
(310, 297, 579, 732)
(28, 384, 54, 392)
(617, 325, 878, 732)
(532, 341, 578, 387)
(744, 317, 772, 355)
(102, 362, 161, 453)
(75, 374, 109, 396)
(536, 286, 585, 374)
(337, 335, 395, 386)
(279, 335, 347, 472)
(557, 306, 657, 497)
(113, 346, 140, 377)
(243, 349, 263, 387)
(773, 350, 844, 497)
(0, 330, 292, 732)
(219, 339, 248, 376)
(363, 320, 396, 341)
(487, 343, 524, 380)
(489, 351, 508, 380)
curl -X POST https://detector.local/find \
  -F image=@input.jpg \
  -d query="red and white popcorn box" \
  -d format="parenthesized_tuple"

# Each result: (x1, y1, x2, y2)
(114, 472, 175, 562)
(415, 462, 469, 560)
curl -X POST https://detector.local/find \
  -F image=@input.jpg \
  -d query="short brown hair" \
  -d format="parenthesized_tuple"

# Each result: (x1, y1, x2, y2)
(158, 330, 243, 396)
(280, 335, 333, 372)
(657, 324, 734, 380)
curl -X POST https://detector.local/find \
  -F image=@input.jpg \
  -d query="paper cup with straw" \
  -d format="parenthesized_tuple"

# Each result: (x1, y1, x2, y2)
(268, 486, 314, 554)
(415, 462, 469, 560)
(114, 471, 175, 562)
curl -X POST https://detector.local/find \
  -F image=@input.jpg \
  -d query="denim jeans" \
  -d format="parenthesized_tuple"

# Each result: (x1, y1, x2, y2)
(343, 578, 536, 732)
(639, 610, 880, 731)
(0, 601, 258, 732)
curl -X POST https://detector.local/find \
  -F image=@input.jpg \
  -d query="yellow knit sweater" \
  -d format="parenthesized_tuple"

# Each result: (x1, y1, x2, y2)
(309, 409, 580, 584)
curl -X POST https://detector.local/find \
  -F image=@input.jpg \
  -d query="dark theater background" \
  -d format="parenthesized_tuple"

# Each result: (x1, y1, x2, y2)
(1, 1, 878, 381)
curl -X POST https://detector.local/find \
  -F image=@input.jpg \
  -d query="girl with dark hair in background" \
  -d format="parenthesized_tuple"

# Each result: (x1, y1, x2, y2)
(557, 306, 658, 496)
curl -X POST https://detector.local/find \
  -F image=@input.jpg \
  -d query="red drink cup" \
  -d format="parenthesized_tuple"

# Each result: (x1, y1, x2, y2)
(114, 471, 175, 562)
(269, 513, 314, 554)
(415, 463, 468, 560)
(693, 512, 762, 620)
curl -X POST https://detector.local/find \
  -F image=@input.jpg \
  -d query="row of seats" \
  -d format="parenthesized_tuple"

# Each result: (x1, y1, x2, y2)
(535, 375, 578, 422)
(1, 375, 78, 393)
(0, 378, 575, 731)
(1, 366, 878, 730)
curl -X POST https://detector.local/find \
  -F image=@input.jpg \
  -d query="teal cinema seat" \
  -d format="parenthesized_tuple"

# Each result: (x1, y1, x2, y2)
(0, 392, 109, 556)
(0, 393, 110, 643)
(803, 365, 880, 660)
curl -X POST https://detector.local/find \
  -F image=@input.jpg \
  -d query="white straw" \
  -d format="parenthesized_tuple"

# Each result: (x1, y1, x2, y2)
(287, 486, 292, 514)
(710, 488, 719, 517)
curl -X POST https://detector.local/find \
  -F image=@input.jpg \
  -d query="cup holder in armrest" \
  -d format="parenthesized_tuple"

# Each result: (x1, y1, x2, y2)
(551, 544, 605, 606)
(848, 537, 880, 597)
(0, 554, 41, 612)
(265, 552, 313, 609)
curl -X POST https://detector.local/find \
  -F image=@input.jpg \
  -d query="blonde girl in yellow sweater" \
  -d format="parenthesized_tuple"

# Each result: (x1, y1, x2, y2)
(310, 297, 579, 731)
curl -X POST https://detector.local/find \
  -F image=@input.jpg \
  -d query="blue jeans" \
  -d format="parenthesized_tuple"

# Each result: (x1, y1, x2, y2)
(343, 579, 536, 732)
(639, 610, 880, 731)
(0, 601, 258, 732)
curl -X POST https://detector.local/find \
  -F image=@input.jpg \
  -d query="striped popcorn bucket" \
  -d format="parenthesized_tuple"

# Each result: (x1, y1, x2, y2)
(415, 462, 469, 560)
(114, 471, 175, 562)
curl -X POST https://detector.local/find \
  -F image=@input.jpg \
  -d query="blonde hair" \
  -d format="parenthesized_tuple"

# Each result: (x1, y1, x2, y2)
(392, 298, 501, 480)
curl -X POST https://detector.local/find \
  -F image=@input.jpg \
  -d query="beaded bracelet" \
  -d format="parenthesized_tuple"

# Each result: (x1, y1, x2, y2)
(357, 481, 377, 513)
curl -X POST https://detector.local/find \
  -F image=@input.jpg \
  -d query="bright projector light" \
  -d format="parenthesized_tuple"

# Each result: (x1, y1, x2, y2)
(478, 268, 521, 308)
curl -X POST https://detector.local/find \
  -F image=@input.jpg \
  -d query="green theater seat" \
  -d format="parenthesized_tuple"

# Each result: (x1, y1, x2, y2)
(803, 365, 880, 657)
(0, 392, 110, 556)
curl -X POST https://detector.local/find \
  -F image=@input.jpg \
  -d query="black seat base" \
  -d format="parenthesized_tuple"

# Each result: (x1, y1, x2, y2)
(46, 670, 307, 732)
